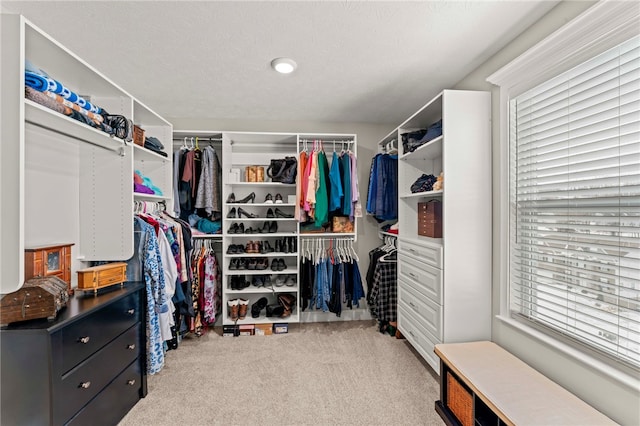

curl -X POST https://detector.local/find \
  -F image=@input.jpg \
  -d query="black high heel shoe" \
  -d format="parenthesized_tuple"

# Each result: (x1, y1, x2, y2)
(275, 193, 283, 204)
(238, 207, 257, 218)
(227, 207, 237, 218)
(236, 192, 256, 204)
(274, 208, 293, 218)
(269, 221, 278, 233)
(264, 193, 274, 204)
(226, 193, 236, 203)
(266, 208, 275, 218)
(228, 223, 239, 234)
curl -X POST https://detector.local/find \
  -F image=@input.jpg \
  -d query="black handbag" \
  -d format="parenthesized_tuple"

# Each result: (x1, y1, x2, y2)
(267, 156, 297, 183)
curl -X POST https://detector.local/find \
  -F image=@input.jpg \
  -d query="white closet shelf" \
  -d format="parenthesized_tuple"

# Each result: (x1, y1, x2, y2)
(231, 314, 299, 325)
(300, 232, 356, 238)
(227, 202, 295, 208)
(226, 287, 297, 294)
(225, 232, 297, 238)
(380, 231, 398, 238)
(25, 99, 126, 154)
(131, 143, 170, 162)
(226, 253, 298, 258)
(399, 135, 443, 161)
(225, 269, 298, 276)
(227, 217, 295, 222)
(399, 190, 443, 199)
(229, 182, 296, 187)
(133, 193, 169, 201)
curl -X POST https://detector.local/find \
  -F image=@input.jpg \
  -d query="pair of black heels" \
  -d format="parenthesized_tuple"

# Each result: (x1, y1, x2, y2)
(227, 221, 278, 234)
(227, 207, 257, 219)
(227, 192, 255, 204)
(266, 208, 293, 219)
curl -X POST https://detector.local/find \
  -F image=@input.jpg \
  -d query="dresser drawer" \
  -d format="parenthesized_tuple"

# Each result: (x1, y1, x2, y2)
(399, 238, 442, 268)
(56, 324, 141, 424)
(399, 285, 442, 341)
(398, 304, 440, 372)
(398, 254, 442, 303)
(57, 291, 140, 374)
(66, 360, 142, 426)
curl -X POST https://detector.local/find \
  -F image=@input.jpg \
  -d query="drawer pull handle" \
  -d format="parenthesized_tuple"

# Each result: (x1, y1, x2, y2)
(408, 331, 415, 337)
(127, 344, 136, 350)
(79, 336, 90, 344)
(408, 248, 418, 254)
(409, 301, 416, 308)
(79, 381, 91, 389)
(409, 273, 418, 279)
(127, 309, 135, 315)
(127, 379, 136, 386)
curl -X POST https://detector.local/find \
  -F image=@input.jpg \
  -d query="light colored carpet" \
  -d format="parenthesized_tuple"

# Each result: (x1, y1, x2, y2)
(119, 320, 444, 426)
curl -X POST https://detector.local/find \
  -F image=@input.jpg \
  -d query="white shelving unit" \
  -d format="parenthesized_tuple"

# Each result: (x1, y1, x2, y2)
(173, 130, 361, 325)
(385, 89, 492, 374)
(1, 14, 172, 294)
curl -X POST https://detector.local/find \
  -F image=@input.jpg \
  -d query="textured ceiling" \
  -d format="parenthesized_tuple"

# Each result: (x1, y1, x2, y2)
(2, 0, 559, 125)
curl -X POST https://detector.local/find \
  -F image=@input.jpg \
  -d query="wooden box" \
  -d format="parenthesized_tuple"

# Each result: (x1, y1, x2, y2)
(25, 243, 74, 295)
(418, 200, 442, 238)
(133, 125, 145, 146)
(76, 262, 127, 294)
(0, 276, 69, 325)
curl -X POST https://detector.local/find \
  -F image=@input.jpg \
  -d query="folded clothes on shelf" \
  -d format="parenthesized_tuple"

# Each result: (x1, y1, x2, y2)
(410, 173, 437, 193)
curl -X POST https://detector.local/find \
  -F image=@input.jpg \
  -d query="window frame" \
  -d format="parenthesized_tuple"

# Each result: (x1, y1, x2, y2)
(487, 0, 640, 383)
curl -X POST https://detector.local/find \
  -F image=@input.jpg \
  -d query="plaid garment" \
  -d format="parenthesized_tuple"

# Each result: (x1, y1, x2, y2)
(368, 258, 397, 322)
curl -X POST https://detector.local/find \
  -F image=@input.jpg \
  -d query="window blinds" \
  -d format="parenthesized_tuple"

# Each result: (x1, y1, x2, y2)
(509, 35, 640, 367)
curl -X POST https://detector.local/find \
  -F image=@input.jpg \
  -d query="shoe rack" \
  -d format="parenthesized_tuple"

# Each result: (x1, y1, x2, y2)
(221, 132, 300, 325)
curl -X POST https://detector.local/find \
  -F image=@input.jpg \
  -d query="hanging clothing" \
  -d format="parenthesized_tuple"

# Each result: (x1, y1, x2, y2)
(366, 153, 398, 222)
(349, 151, 361, 220)
(367, 246, 397, 323)
(328, 151, 344, 212)
(341, 153, 352, 216)
(130, 217, 166, 375)
(195, 145, 222, 217)
(315, 151, 330, 227)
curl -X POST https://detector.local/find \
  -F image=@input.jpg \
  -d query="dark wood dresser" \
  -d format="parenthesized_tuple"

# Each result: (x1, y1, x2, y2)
(1, 283, 147, 425)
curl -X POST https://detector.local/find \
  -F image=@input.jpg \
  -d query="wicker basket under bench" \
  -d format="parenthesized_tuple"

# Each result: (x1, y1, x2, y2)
(434, 341, 618, 426)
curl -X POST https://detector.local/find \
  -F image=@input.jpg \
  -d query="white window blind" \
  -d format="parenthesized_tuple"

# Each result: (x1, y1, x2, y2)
(509, 35, 640, 367)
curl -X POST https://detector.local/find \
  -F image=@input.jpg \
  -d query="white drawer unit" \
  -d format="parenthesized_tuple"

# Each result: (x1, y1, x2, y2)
(398, 238, 442, 269)
(398, 253, 442, 304)
(399, 276, 442, 340)
(398, 304, 441, 372)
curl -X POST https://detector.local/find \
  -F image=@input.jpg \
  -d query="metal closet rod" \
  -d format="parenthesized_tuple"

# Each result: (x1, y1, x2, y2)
(172, 137, 223, 142)
(299, 138, 354, 144)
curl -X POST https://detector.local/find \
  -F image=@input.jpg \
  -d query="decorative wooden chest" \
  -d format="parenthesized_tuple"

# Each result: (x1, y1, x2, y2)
(24, 243, 74, 295)
(76, 262, 127, 294)
(0, 276, 69, 325)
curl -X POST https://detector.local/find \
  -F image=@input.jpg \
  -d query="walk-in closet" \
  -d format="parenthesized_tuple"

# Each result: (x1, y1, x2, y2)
(1, 2, 637, 426)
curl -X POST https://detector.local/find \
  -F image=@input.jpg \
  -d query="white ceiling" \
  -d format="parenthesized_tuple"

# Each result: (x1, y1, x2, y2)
(3, 0, 560, 125)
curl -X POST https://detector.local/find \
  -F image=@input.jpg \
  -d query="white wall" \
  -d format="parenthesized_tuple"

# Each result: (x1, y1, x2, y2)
(453, 1, 639, 425)
(168, 117, 393, 287)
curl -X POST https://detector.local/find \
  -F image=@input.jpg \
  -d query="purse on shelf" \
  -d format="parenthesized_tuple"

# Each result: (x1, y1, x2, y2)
(267, 156, 297, 184)
(332, 216, 354, 233)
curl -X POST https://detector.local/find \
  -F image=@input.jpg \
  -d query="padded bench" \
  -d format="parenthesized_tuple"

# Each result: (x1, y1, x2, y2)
(434, 341, 618, 426)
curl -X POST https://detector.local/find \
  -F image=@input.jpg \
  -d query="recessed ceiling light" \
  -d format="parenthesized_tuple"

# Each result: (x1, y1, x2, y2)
(271, 57, 297, 74)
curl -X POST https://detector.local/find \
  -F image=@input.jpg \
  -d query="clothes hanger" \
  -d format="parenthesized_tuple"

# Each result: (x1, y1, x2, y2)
(350, 240, 359, 262)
